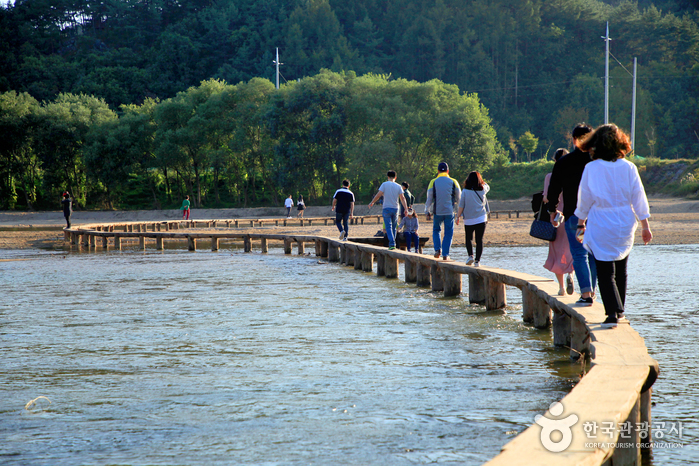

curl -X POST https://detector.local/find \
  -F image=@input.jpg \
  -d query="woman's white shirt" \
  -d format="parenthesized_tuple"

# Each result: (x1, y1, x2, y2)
(574, 159, 650, 261)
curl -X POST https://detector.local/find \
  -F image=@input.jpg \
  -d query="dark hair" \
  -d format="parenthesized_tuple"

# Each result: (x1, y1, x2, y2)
(298, 195, 303, 200)
(571, 123, 593, 140)
(579, 124, 632, 161)
(401, 181, 409, 189)
(387, 170, 396, 178)
(185, 195, 189, 199)
(342, 179, 350, 187)
(553, 148, 568, 162)
(464, 171, 485, 191)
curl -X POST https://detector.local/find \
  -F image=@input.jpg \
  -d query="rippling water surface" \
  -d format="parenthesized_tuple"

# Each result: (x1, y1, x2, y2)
(1, 246, 576, 465)
(0, 242, 696, 464)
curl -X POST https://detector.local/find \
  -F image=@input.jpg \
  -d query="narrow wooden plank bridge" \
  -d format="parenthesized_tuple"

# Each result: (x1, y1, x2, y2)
(64, 218, 658, 466)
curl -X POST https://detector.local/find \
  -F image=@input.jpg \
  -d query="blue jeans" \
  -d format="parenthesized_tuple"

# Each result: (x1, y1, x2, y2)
(335, 212, 350, 235)
(382, 208, 399, 247)
(432, 214, 455, 257)
(404, 232, 419, 251)
(565, 214, 597, 294)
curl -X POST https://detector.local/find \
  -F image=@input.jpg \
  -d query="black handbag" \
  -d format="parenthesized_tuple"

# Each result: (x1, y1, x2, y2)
(529, 202, 557, 242)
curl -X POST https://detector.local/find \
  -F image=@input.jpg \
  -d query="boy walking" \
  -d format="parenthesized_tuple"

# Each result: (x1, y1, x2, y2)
(332, 179, 355, 240)
(368, 171, 409, 250)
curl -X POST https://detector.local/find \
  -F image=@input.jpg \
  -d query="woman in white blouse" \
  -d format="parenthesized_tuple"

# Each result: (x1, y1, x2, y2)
(574, 124, 653, 328)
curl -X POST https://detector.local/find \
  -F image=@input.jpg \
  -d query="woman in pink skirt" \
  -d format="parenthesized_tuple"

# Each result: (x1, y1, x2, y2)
(543, 149, 575, 295)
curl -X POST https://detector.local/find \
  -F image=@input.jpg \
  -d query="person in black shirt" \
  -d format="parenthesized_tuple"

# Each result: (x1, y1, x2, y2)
(331, 179, 355, 241)
(61, 192, 72, 228)
(546, 123, 597, 306)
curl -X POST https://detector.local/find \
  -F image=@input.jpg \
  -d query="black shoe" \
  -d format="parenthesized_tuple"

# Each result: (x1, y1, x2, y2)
(374, 230, 385, 237)
(575, 296, 593, 306)
(601, 316, 618, 328)
(566, 274, 575, 295)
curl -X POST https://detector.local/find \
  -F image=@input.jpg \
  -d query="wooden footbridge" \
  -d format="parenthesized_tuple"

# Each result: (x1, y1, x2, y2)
(64, 218, 658, 466)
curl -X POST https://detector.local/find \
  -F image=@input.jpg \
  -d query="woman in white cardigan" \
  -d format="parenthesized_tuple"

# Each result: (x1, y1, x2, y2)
(574, 124, 653, 328)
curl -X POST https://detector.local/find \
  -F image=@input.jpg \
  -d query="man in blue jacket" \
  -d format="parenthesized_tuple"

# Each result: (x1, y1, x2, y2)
(424, 162, 461, 261)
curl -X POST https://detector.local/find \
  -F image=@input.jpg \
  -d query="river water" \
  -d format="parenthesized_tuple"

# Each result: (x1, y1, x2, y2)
(0, 242, 696, 464)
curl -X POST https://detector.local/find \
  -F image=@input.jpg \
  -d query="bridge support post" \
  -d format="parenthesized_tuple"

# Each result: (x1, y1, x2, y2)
(416, 262, 431, 287)
(102, 236, 108, 248)
(328, 242, 339, 262)
(211, 237, 219, 251)
(376, 253, 386, 276)
(156, 237, 164, 250)
(385, 255, 398, 278)
(284, 239, 292, 254)
(485, 278, 506, 310)
(570, 317, 590, 361)
(89, 234, 96, 248)
(640, 388, 652, 442)
(442, 269, 461, 297)
(245, 236, 252, 252)
(361, 251, 373, 272)
(261, 238, 268, 253)
(139, 236, 145, 250)
(522, 288, 551, 328)
(188, 237, 196, 251)
(353, 247, 363, 270)
(468, 274, 486, 303)
(345, 246, 355, 267)
(297, 240, 305, 255)
(64, 230, 70, 241)
(612, 396, 642, 465)
(431, 264, 443, 291)
(404, 259, 417, 283)
(114, 236, 121, 251)
(552, 310, 571, 346)
(320, 241, 328, 258)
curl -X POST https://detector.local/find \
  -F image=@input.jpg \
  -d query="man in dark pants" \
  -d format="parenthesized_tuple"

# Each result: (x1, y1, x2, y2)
(546, 124, 597, 306)
(331, 179, 355, 241)
(61, 192, 72, 228)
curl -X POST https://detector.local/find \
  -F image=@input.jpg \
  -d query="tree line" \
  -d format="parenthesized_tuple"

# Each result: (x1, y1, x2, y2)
(0, 71, 500, 210)
(1, 0, 698, 161)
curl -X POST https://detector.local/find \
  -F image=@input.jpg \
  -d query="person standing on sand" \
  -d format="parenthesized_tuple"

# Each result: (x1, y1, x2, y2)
(181, 195, 191, 220)
(575, 124, 652, 328)
(425, 162, 461, 261)
(332, 180, 355, 241)
(368, 170, 409, 250)
(284, 195, 293, 218)
(542, 149, 575, 295)
(547, 123, 597, 306)
(61, 192, 72, 228)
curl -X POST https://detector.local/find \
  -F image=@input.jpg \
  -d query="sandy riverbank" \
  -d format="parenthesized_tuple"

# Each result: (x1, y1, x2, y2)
(1, 197, 699, 250)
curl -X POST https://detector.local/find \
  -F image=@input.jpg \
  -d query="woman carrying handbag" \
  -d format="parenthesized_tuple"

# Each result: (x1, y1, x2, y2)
(543, 149, 575, 296)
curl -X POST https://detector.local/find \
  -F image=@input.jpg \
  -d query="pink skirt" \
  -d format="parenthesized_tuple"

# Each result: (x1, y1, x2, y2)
(544, 223, 574, 275)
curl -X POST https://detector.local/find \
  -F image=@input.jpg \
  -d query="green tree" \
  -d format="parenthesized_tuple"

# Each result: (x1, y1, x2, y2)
(518, 131, 538, 161)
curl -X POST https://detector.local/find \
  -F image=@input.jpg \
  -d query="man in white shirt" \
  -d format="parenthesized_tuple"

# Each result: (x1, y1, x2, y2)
(368, 170, 408, 250)
(284, 195, 293, 218)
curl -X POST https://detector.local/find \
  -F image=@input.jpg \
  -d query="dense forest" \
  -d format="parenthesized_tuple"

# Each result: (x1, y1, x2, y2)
(1, 0, 698, 210)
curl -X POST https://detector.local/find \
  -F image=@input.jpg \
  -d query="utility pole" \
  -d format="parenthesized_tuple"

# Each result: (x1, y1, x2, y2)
(273, 48, 283, 90)
(602, 22, 611, 125)
(631, 57, 637, 154)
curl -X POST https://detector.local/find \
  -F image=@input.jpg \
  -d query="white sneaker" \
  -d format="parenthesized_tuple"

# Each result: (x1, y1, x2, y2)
(466, 256, 474, 265)
(339, 231, 346, 240)
(473, 261, 480, 267)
